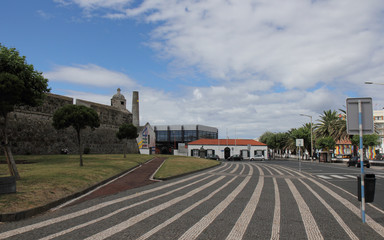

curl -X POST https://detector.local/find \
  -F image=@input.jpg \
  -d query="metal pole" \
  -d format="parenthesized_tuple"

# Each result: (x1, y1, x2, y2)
(300, 114, 313, 161)
(310, 116, 313, 162)
(359, 100, 366, 223)
(299, 147, 301, 172)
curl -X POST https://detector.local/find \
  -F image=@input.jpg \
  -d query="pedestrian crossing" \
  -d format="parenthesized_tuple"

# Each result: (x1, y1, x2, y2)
(1, 163, 384, 239)
(316, 174, 384, 180)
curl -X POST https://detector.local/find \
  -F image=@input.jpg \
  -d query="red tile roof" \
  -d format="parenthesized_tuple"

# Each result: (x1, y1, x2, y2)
(188, 139, 267, 146)
(336, 138, 352, 145)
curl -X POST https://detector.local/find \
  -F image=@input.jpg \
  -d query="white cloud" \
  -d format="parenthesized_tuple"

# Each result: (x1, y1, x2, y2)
(55, 0, 132, 10)
(61, 0, 384, 91)
(52, 65, 346, 138)
(122, 1, 383, 89)
(45, 64, 137, 88)
(52, 0, 384, 138)
(37, 10, 53, 19)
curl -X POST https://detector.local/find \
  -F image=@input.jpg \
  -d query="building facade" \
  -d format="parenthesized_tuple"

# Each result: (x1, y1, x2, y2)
(187, 139, 268, 160)
(137, 122, 156, 155)
(374, 110, 384, 153)
(154, 125, 218, 154)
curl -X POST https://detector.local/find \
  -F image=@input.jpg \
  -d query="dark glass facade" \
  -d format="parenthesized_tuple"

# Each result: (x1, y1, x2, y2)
(154, 125, 218, 154)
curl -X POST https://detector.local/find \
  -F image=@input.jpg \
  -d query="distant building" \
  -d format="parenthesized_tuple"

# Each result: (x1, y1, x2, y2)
(374, 110, 384, 153)
(154, 125, 218, 154)
(187, 139, 268, 160)
(137, 122, 156, 155)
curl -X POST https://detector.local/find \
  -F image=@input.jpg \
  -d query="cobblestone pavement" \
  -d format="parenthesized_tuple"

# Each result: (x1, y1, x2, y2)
(1, 161, 384, 239)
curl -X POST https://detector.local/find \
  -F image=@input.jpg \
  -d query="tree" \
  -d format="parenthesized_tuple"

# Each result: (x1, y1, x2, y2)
(288, 125, 312, 159)
(0, 44, 49, 179)
(116, 123, 138, 158)
(52, 105, 100, 166)
(316, 136, 336, 162)
(314, 109, 347, 141)
(351, 134, 380, 157)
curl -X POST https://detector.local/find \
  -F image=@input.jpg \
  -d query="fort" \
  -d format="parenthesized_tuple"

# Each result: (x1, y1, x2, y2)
(3, 90, 138, 155)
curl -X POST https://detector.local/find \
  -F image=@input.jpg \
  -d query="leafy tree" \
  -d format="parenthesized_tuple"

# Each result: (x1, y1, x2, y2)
(351, 134, 380, 157)
(259, 131, 290, 158)
(52, 105, 100, 166)
(0, 44, 49, 179)
(316, 136, 336, 150)
(116, 123, 138, 158)
(316, 136, 336, 162)
(288, 125, 312, 158)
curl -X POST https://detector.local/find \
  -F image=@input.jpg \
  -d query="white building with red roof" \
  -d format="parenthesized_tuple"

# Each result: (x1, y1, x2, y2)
(187, 138, 268, 160)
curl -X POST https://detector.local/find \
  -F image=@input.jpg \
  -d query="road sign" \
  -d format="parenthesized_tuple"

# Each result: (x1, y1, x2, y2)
(296, 139, 304, 147)
(346, 97, 374, 224)
(346, 98, 374, 135)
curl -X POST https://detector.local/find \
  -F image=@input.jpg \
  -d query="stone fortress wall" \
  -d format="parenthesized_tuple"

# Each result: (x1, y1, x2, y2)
(5, 92, 137, 155)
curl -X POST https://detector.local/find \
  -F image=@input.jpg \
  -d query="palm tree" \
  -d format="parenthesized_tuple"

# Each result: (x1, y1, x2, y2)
(314, 109, 349, 162)
(314, 109, 348, 141)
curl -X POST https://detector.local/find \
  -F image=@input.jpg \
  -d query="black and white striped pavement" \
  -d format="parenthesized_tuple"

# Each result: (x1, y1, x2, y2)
(1, 162, 383, 239)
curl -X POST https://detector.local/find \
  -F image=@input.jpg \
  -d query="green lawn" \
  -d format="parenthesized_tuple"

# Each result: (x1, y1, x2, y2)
(0, 154, 220, 214)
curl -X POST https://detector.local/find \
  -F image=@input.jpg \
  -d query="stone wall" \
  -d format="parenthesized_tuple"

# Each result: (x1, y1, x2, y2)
(3, 93, 137, 155)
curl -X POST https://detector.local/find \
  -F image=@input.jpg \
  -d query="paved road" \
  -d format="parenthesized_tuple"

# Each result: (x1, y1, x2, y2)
(1, 160, 384, 239)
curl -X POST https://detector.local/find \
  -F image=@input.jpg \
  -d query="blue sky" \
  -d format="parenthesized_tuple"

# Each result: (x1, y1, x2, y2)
(2, 0, 384, 139)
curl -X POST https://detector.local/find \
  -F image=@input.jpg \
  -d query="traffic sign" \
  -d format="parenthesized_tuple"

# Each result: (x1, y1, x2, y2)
(296, 139, 304, 147)
(346, 98, 374, 135)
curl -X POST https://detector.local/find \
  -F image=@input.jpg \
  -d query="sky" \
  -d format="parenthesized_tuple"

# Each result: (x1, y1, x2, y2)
(1, 0, 384, 139)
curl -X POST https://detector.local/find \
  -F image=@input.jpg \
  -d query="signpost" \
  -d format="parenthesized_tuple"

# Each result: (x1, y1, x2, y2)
(296, 139, 304, 172)
(346, 97, 374, 223)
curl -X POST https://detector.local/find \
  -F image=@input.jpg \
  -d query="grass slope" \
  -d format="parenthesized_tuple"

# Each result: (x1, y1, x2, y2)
(0, 154, 220, 214)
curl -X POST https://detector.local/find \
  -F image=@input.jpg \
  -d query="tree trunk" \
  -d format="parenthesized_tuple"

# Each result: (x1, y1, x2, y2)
(1, 113, 20, 179)
(124, 139, 127, 158)
(77, 130, 83, 166)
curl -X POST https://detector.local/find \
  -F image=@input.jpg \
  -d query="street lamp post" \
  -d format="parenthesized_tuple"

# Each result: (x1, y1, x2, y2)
(300, 114, 313, 161)
(365, 81, 384, 85)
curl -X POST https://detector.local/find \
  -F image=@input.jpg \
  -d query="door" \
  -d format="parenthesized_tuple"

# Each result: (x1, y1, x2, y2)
(224, 147, 231, 159)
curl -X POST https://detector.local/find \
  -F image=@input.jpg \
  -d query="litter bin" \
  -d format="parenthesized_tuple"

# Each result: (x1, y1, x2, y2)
(0, 176, 16, 194)
(357, 174, 376, 202)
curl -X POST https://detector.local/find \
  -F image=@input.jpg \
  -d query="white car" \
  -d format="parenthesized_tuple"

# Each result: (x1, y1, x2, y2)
(251, 154, 265, 161)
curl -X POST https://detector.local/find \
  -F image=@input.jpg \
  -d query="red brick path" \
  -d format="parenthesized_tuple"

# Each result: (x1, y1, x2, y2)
(68, 157, 166, 206)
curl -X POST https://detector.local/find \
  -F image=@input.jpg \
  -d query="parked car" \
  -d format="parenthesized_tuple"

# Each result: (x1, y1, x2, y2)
(347, 156, 370, 168)
(250, 154, 265, 161)
(375, 154, 384, 160)
(227, 154, 243, 161)
(206, 154, 220, 160)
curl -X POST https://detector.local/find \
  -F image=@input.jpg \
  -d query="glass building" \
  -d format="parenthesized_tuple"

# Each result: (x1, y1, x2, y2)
(154, 125, 218, 154)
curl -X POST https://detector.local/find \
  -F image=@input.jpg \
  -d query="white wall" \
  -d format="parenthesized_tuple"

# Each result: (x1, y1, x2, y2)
(188, 145, 268, 159)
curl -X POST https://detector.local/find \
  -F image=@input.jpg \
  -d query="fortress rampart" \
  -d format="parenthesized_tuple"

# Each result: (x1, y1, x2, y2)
(4, 93, 137, 155)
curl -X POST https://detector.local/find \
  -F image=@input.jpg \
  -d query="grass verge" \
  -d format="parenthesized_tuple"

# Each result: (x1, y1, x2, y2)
(154, 156, 220, 179)
(0, 154, 220, 214)
(0, 154, 151, 214)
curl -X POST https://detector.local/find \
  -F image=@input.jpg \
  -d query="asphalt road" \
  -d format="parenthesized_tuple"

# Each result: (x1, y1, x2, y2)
(1, 159, 384, 239)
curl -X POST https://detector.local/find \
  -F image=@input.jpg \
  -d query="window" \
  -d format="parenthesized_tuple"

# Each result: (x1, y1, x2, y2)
(184, 130, 197, 142)
(207, 149, 215, 156)
(191, 149, 199, 157)
(156, 131, 168, 142)
(170, 130, 182, 142)
(198, 130, 217, 139)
